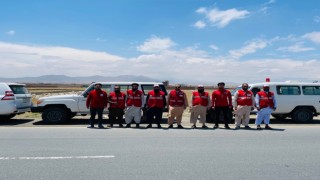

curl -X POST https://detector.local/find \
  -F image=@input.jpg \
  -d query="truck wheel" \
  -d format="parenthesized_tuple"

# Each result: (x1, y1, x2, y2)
(292, 108, 313, 123)
(42, 107, 68, 124)
(0, 114, 16, 119)
(272, 114, 287, 120)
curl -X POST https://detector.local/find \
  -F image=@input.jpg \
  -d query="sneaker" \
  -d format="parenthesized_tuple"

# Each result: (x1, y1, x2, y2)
(235, 126, 240, 130)
(265, 125, 273, 130)
(168, 124, 173, 128)
(191, 124, 197, 129)
(136, 124, 140, 128)
(146, 124, 152, 128)
(225, 125, 231, 129)
(213, 125, 219, 129)
(257, 125, 262, 130)
(177, 125, 184, 129)
(125, 124, 131, 128)
(244, 125, 251, 129)
(202, 125, 208, 129)
(119, 124, 124, 128)
(157, 124, 162, 128)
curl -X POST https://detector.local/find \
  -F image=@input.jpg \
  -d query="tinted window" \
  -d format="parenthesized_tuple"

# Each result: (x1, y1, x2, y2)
(85, 85, 111, 94)
(251, 87, 261, 97)
(302, 86, 320, 95)
(276, 86, 300, 95)
(9, 85, 29, 94)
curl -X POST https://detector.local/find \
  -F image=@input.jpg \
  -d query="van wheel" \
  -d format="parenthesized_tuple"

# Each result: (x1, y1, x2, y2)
(272, 114, 287, 120)
(42, 107, 68, 124)
(292, 108, 313, 123)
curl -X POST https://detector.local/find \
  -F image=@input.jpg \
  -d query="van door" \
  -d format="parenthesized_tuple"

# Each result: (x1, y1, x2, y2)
(275, 85, 302, 113)
(9, 85, 32, 111)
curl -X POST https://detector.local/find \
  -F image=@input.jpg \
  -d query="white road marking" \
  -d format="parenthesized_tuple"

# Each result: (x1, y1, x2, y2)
(0, 155, 115, 160)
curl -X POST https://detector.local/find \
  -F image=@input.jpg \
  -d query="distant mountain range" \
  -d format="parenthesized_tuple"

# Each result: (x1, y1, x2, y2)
(0, 75, 160, 84)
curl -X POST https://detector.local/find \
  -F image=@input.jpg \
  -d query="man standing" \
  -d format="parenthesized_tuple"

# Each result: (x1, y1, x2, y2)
(108, 86, 126, 128)
(211, 82, 232, 129)
(190, 85, 210, 129)
(125, 83, 144, 128)
(145, 84, 166, 128)
(86, 83, 108, 128)
(233, 83, 255, 129)
(167, 84, 188, 129)
(255, 84, 277, 130)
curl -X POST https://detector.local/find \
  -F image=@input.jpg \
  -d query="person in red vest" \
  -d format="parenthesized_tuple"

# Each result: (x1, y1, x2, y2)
(125, 83, 144, 128)
(167, 84, 188, 129)
(255, 84, 277, 130)
(211, 82, 232, 129)
(233, 83, 255, 129)
(108, 85, 126, 128)
(189, 85, 210, 129)
(145, 84, 167, 128)
(86, 83, 108, 128)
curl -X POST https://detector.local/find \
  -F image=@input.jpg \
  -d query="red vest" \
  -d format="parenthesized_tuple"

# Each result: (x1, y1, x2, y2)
(109, 92, 126, 109)
(126, 90, 143, 107)
(147, 90, 165, 108)
(169, 90, 185, 106)
(192, 91, 209, 106)
(236, 90, 253, 106)
(86, 89, 108, 109)
(257, 91, 274, 108)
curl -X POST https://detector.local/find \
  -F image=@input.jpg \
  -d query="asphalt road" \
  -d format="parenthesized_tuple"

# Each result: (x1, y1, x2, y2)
(0, 126, 320, 180)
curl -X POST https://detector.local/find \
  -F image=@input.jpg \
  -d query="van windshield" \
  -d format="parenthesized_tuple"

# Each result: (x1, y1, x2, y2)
(9, 85, 29, 94)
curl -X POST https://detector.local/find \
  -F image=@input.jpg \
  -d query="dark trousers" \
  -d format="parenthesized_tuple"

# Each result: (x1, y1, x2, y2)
(147, 107, 163, 125)
(89, 108, 104, 126)
(215, 106, 230, 126)
(108, 108, 124, 125)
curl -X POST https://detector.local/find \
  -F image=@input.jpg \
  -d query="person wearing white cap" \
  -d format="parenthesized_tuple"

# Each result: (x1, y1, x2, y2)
(145, 84, 166, 128)
(125, 83, 144, 128)
(255, 84, 277, 130)
(189, 85, 210, 129)
(233, 83, 255, 129)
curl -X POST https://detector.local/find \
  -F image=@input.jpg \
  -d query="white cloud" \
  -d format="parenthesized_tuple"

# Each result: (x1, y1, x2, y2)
(303, 31, 320, 44)
(136, 36, 176, 53)
(196, 7, 250, 28)
(96, 37, 106, 42)
(228, 39, 268, 59)
(314, 16, 320, 23)
(265, 0, 275, 5)
(6, 30, 15, 35)
(1, 39, 320, 84)
(209, 44, 219, 50)
(193, 20, 206, 29)
(277, 42, 315, 52)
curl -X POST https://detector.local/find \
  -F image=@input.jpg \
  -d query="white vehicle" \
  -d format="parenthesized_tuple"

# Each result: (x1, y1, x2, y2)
(32, 82, 168, 123)
(231, 82, 320, 123)
(0, 83, 32, 119)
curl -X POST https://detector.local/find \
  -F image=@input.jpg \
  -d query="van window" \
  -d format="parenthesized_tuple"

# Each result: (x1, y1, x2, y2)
(115, 85, 130, 92)
(141, 84, 167, 95)
(302, 86, 320, 95)
(251, 87, 261, 97)
(9, 85, 29, 94)
(85, 85, 111, 95)
(276, 86, 300, 95)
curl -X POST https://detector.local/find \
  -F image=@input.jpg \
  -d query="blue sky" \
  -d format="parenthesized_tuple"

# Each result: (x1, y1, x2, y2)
(1, 0, 320, 84)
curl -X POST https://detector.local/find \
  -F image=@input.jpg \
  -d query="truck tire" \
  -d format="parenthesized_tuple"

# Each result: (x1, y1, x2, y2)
(0, 114, 16, 120)
(42, 107, 68, 124)
(292, 108, 313, 123)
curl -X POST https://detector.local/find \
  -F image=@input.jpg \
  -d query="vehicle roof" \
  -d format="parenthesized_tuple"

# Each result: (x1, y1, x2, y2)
(0, 82, 26, 86)
(91, 82, 164, 85)
(247, 82, 320, 87)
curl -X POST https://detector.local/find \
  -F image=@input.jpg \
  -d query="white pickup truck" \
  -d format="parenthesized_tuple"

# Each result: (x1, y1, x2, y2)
(32, 82, 167, 123)
(231, 82, 320, 123)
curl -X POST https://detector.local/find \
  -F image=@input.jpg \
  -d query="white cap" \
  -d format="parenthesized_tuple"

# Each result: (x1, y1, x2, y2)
(198, 85, 204, 88)
(263, 84, 270, 87)
(153, 84, 159, 87)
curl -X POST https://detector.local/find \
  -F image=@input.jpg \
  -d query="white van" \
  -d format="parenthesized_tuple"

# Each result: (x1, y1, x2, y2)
(231, 82, 320, 123)
(32, 82, 167, 123)
(0, 83, 32, 119)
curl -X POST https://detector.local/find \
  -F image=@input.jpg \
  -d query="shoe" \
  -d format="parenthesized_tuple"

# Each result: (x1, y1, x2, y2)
(265, 125, 273, 130)
(136, 124, 140, 128)
(225, 125, 231, 129)
(244, 125, 251, 129)
(125, 124, 131, 128)
(177, 125, 184, 129)
(157, 124, 162, 128)
(98, 125, 105, 129)
(202, 125, 208, 129)
(257, 125, 262, 130)
(168, 124, 173, 128)
(235, 126, 240, 130)
(146, 124, 152, 128)
(119, 124, 124, 128)
(213, 125, 219, 129)
(191, 124, 197, 129)
(87, 125, 94, 128)
(110, 124, 113, 128)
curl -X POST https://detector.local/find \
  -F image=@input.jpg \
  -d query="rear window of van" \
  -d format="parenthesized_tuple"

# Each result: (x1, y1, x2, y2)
(302, 86, 320, 95)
